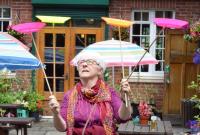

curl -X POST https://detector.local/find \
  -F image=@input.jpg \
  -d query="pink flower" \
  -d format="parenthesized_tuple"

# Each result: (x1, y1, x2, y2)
(138, 101, 152, 117)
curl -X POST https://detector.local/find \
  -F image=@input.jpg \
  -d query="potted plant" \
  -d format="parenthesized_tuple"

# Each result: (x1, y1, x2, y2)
(187, 75, 200, 121)
(15, 90, 44, 121)
(138, 101, 152, 125)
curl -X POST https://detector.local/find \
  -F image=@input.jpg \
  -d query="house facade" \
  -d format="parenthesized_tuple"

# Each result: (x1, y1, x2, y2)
(1, 0, 199, 116)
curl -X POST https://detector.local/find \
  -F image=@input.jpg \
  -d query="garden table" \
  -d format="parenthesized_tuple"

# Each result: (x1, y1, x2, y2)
(118, 120, 173, 135)
(0, 104, 22, 117)
(0, 117, 34, 135)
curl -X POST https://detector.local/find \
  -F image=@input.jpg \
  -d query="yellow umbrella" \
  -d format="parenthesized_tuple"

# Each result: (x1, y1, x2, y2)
(36, 15, 71, 24)
(36, 15, 71, 95)
(102, 17, 134, 107)
(101, 17, 133, 28)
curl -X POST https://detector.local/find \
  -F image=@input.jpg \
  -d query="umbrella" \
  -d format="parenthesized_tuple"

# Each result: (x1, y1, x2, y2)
(11, 22, 46, 34)
(71, 39, 158, 67)
(11, 22, 54, 94)
(36, 15, 71, 24)
(101, 17, 134, 28)
(12, 16, 71, 95)
(0, 32, 42, 70)
(36, 16, 71, 95)
(153, 18, 188, 29)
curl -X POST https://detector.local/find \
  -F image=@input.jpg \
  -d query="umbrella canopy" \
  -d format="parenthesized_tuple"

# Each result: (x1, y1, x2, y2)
(36, 15, 71, 24)
(11, 22, 46, 34)
(153, 18, 188, 29)
(102, 17, 134, 28)
(71, 39, 158, 67)
(0, 32, 42, 70)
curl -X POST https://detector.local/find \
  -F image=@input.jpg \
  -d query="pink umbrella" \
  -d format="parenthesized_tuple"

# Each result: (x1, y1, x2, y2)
(11, 22, 46, 34)
(12, 22, 53, 95)
(153, 18, 189, 29)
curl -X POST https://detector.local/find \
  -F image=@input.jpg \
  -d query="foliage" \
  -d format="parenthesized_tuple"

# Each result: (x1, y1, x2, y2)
(7, 25, 24, 43)
(187, 74, 200, 122)
(184, 20, 200, 42)
(0, 70, 16, 93)
(138, 101, 152, 117)
(111, 26, 130, 41)
(0, 108, 6, 117)
(0, 70, 44, 112)
(15, 90, 44, 112)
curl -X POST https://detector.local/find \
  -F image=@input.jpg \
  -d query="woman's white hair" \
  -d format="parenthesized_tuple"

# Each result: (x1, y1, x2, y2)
(73, 52, 106, 72)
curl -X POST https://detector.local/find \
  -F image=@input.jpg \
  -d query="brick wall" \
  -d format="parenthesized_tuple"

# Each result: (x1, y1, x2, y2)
(109, 0, 200, 21)
(109, 0, 200, 110)
(1, 0, 33, 90)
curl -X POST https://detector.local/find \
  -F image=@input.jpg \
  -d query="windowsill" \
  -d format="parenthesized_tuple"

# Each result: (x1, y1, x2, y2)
(125, 75, 164, 83)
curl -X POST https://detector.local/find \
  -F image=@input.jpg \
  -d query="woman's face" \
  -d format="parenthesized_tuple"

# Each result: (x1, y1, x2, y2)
(77, 59, 102, 79)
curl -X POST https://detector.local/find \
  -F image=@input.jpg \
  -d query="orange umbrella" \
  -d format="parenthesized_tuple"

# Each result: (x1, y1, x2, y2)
(101, 17, 134, 28)
(102, 17, 134, 107)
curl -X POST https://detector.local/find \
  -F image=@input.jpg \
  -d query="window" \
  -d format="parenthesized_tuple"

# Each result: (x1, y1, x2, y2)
(0, 7, 11, 32)
(130, 10, 175, 82)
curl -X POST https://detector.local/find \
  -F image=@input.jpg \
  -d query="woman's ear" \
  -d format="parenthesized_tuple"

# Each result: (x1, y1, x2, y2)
(97, 67, 103, 77)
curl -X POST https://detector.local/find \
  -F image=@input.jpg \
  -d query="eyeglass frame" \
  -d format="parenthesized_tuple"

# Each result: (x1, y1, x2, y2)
(77, 59, 99, 67)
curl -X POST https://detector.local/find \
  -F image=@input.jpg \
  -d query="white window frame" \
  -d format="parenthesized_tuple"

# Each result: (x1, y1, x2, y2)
(129, 10, 175, 83)
(0, 7, 12, 32)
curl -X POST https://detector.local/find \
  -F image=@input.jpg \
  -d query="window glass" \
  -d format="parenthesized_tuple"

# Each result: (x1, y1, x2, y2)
(56, 79, 64, 92)
(142, 12, 149, 21)
(45, 33, 53, 47)
(44, 78, 53, 92)
(155, 11, 163, 18)
(165, 11, 173, 18)
(56, 34, 65, 47)
(134, 12, 141, 21)
(0, 8, 11, 32)
(3, 8, 10, 18)
(3, 21, 9, 32)
(132, 24, 140, 35)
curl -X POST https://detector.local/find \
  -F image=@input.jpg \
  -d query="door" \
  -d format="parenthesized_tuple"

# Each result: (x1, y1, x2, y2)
(163, 29, 199, 115)
(36, 27, 103, 115)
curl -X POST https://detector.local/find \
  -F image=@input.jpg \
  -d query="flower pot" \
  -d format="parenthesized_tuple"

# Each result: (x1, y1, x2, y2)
(140, 116, 149, 125)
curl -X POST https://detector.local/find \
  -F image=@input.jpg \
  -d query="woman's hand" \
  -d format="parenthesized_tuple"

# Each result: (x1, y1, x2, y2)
(49, 95, 60, 115)
(120, 80, 131, 104)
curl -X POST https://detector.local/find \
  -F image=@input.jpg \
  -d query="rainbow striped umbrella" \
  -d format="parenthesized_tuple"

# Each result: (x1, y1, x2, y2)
(0, 32, 42, 70)
(71, 39, 158, 67)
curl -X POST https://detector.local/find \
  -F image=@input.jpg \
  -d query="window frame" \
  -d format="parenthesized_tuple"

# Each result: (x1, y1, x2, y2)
(0, 7, 11, 32)
(129, 10, 175, 82)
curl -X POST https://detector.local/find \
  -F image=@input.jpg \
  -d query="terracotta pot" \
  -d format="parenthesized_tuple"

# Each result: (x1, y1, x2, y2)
(140, 116, 149, 125)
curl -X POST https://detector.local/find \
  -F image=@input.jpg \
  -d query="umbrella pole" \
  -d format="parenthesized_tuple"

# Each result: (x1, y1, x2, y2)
(126, 27, 165, 81)
(31, 33, 53, 95)
(118, 26, 128, 107)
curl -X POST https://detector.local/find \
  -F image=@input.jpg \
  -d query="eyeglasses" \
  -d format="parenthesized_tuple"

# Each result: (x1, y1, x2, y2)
(77, 59, 99, 66)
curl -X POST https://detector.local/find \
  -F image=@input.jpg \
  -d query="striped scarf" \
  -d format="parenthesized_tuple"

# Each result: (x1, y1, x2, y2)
(66, 80, 114, 135)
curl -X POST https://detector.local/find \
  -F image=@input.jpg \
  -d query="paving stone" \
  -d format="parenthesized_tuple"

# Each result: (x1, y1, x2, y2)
(7, 118, 191, 135)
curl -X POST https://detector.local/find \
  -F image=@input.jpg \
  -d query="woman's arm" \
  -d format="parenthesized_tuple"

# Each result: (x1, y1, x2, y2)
(49, 95, 67, 132)
(53, 112, 67, 131)
(118, 100, 132, 120)
(118, 80, 132, 120)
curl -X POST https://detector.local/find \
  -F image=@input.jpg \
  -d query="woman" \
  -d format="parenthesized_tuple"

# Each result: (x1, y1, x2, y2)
(49, 52, 132, 135)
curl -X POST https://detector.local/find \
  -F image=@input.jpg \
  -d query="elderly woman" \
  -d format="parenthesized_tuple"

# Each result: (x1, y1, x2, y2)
(49, 52, 132, 135)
